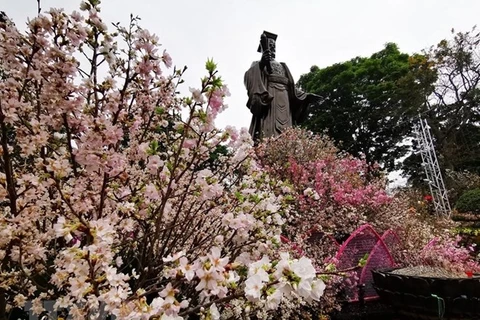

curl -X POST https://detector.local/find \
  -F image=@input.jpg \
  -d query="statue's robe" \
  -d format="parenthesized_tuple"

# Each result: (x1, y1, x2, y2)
(244, 60, 311, 141)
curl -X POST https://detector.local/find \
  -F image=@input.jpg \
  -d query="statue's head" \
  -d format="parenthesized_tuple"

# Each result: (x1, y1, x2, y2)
(258, 31, 277, 59)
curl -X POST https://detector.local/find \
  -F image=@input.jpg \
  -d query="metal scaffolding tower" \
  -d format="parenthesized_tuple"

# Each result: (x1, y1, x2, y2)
(414, 118, 451, 215)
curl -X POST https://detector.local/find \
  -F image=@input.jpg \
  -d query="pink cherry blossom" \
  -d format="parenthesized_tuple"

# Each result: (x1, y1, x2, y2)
(179, 257, 195, 281)
(310, 279, 326, 301)
(244, 274, 265, 301)
(162, 50, 173, 68)
(159, 283, 178, 304)
(189, 87, 205, 104)
(195, 267, 219, 292)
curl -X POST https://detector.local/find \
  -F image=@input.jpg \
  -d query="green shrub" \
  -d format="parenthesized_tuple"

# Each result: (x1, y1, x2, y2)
(456, 188, 480, 214)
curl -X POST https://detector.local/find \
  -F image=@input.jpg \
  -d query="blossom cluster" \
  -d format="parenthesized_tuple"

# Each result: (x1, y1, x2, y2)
(159, 250, 325, 319)
(256, 128, 391, 244)
(419, 236, 480, 275)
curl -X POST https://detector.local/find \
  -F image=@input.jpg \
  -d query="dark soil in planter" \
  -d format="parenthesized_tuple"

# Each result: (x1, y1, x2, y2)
(391, 266, 469, 278)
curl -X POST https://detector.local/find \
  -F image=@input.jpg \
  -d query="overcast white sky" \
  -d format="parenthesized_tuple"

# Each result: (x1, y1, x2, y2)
(4, 0, 480, 131)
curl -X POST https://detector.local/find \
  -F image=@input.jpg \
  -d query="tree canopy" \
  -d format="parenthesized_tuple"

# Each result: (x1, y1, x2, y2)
(410, 27, 480, 177)
(298, 43, 429, 173)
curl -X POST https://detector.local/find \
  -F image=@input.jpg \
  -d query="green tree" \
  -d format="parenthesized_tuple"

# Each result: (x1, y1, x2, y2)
(425, 27, 480, 173)
(402, 27, 480, 191)
(298, 43, 430, 173)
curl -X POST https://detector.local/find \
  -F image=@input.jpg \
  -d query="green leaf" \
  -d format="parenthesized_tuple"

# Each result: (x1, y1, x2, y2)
(358, 253, 369, 267)
(235, 191, 245, 202)
(211, 76, 223, 88)
(197, 110, 207, 123)
(155, 106, 164, 115)
(325, 263, 336, 272)
(148, 140, 159, 155)
(205, 58, 217, 74)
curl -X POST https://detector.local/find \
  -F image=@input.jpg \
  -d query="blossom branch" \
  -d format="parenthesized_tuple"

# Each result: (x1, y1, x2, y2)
(179, 292, 243, 317)
(316, 266, 360, 276)
(0, 111, 17, 216)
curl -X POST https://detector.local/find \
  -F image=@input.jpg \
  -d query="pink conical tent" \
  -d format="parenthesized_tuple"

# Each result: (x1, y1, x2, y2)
(381, 229, 402, 254)
(334, 224, 383, 300)
(334, 224, 401, 301)
(359, 229, 400, 299)
(283, 225, 401, 301)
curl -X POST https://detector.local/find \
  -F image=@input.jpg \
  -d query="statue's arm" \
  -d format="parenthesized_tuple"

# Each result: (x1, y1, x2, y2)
(292, 87, 324, 124)
(244, 62, 273, 116)
(294, 85, 324, 104)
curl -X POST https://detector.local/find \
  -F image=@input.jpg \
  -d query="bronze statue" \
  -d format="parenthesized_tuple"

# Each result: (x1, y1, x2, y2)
(244, 31, 321, 141)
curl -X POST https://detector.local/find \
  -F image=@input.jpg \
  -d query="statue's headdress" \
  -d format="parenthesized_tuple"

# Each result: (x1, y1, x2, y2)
(257, 31, 277, 53)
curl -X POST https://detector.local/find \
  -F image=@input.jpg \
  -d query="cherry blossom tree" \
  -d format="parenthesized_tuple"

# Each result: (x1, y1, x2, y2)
(0, 2, 325, 319)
